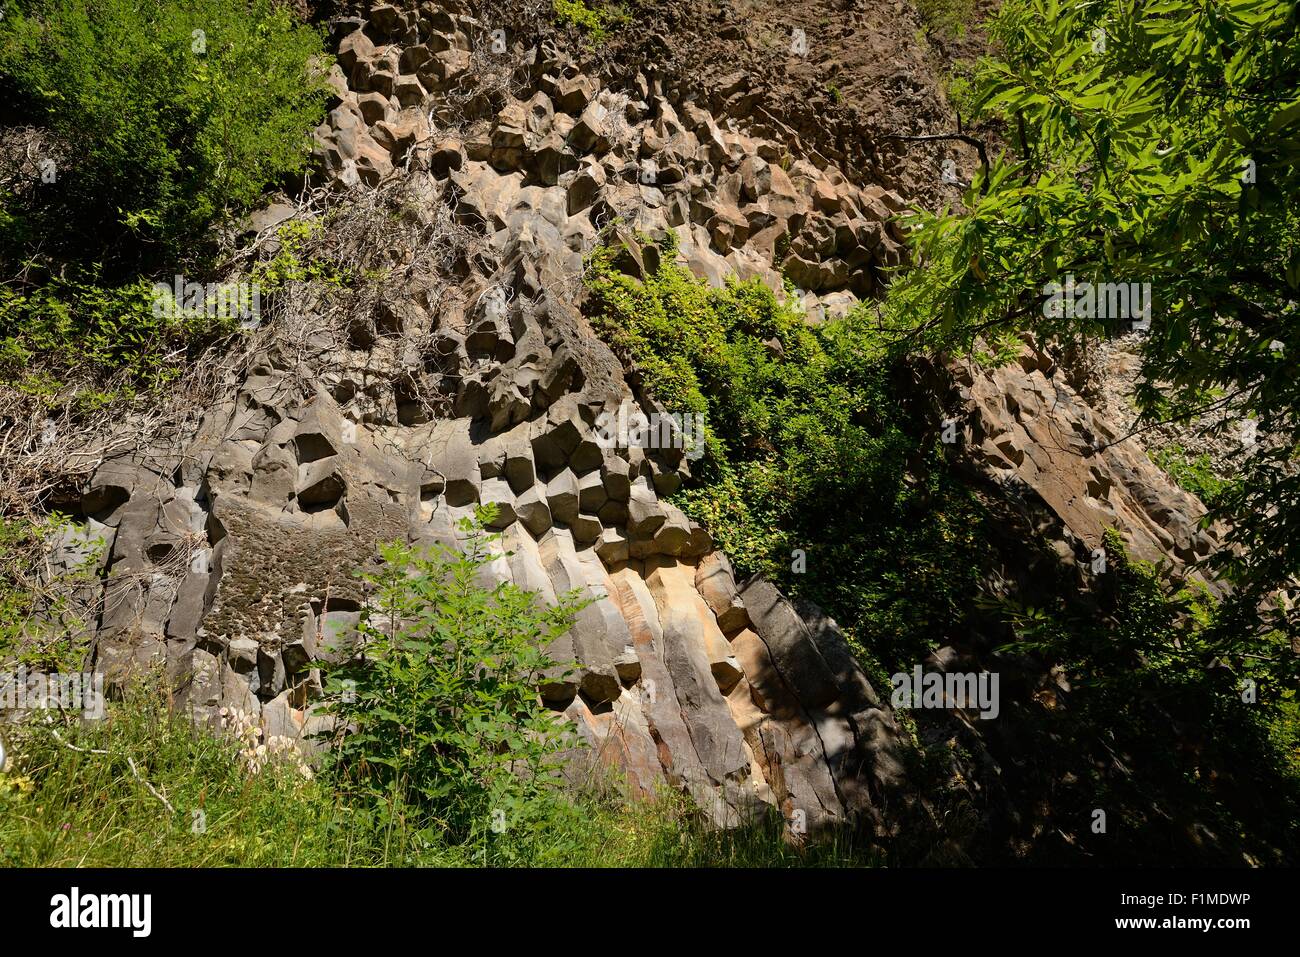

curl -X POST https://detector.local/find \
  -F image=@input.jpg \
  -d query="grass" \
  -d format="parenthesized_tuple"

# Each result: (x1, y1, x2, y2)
(0, 684, 879, 868)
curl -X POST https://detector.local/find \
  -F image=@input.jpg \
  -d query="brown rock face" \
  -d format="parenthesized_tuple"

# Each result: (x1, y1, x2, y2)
(71, 1, 925, 838)
(951, 347, 1224, 587)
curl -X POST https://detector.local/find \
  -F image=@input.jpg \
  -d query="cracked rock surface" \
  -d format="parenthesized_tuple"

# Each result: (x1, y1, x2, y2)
(75, 0, 920, 835)
(66, 2, 1225, 840)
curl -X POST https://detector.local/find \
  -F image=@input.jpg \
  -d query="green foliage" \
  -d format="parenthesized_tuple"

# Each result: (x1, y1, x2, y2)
(0, 1, 330, 410)
(0, 513, 103, 672)
(0, 679, 370, 867)
(1149, 443, 1241, 508)
(320, 507, 591, 861)
(0, 270, 237, 396)
(0, 515, 878, 868)
(565, 791, 881, 866)
(0, 681, 880, 866)
(970, 328, 1024, 367)
(0, 0, 330, 273)
(913, 0, 976, 39)
(552, 0, 623, 42)
(983, 528, 1300, 862)
(586, 234, 1300, 861)
(251, 220, 351, 293)
(585, 241, 990, 675)
(892, 0, 1300, 643)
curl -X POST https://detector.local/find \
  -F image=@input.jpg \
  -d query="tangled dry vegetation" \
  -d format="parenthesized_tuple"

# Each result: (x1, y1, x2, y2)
(1, 166, 510, 671)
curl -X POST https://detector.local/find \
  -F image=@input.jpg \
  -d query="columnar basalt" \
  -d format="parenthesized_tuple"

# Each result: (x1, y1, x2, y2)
(72, 1, 922, 835)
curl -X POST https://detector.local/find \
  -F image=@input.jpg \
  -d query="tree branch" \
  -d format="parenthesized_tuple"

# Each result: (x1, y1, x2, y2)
(883, 133, 991, 193)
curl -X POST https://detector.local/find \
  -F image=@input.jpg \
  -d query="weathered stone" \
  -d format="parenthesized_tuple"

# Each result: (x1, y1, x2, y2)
(480, 478, 517, 528)
(601, 456, 631, 501)
(568, 100, 611, 153)
(577, 470, 608, 512)
(356, 92, 392, 125)
(502, 433, 537, 493)
(545, 470, 580, 524)
(595, 526, 629, 564)
(297, 459, 346, 508)
(430, 136, 466, 177)
(514, 486, 552, 537)
(566, 162, 606, 215)
(393, 75, 426, 108)
(626, 478, 666, 537)
(570, 513, 602, 544)
(552, 74, 596, 114)
(539, 529, 622, 703)
(696, 551, 750, 633)
(642, 557, 751, 802)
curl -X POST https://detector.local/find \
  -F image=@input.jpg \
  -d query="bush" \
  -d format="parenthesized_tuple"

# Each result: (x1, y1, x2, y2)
(320, 507, 592, 860)
(1149, 444, 1240, 510)
(892, 0, 1300, 642)
(0, 0, 330, 274)
(912, 0, 977, 39)
(552, 0, 623, 42)
(0, 513, 103, 672)
(585, 238, 990, 678)
(0, 271, 238, 398)
(982, 528, 1300, 863)
(0, 514, 877, 868)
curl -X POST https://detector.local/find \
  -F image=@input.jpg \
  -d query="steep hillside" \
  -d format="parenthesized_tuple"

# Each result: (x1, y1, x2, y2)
(2, 0, 1297, 868)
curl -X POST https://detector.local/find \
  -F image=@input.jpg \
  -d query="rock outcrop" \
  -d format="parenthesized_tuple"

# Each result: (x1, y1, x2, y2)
(71, 1, 919, 836)
(312, 3, 907, 318)
(946, 343, 1225, 589)
(54, 2, 1231, 850)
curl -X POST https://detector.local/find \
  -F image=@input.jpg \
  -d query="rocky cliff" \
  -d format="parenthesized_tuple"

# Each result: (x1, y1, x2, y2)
(49, 0, 1234, 851)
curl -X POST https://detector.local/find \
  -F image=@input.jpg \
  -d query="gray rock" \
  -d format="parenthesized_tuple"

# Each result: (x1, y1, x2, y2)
(545, 470, 580, 524)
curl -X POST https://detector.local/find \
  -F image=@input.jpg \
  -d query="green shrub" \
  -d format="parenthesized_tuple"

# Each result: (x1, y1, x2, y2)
(552, 0, 623, 43)
(0, 513, 103, 672)
(0, 517, 882, 868)
(912, 0, 976, 39)
(982, 528, 1300, 863)
(0, 270, 239, 397)
(1149, 444, 1240, 509)
(251, 220, 352, 293)
(0, 0, 330, 274)
(891, 0, 1300, 642)
(320, 507, 592, 861)
(585, 239, 990, 677)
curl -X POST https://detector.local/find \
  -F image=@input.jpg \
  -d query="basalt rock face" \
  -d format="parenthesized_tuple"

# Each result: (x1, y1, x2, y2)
(313, 1, 909, 315)
(64, 2, 1226, 848)
(941, 344, 1225, 593)
(75, 1, 917, 835)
